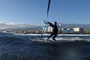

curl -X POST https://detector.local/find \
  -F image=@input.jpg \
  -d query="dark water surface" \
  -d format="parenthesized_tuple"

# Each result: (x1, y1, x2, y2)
(0, 34, 90, 60)
(1, 40, 90, 60)
(29, 41, 90, 60)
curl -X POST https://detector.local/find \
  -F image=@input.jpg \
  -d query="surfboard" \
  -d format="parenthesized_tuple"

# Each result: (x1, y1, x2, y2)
(31, 38, 56, 43)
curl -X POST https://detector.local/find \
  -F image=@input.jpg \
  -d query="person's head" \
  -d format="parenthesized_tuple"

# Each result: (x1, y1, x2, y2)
(54, 21, 57, 25)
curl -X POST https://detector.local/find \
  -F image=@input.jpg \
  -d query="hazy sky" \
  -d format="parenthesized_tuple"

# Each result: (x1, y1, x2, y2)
(0, 0, 90, 25)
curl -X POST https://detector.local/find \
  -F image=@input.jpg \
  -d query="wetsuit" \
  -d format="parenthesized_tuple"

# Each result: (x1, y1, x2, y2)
(47, 22, 58, 41)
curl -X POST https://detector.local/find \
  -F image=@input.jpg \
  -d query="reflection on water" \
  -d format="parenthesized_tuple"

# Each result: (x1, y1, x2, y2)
(54, 47, 82, 60)
(44, 45, 81, 60)
(27, 41, 90, 60)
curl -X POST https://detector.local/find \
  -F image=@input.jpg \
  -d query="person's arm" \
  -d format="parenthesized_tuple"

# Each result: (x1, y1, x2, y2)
(43, 20, 48, 24)
(48, 22, 54, 27)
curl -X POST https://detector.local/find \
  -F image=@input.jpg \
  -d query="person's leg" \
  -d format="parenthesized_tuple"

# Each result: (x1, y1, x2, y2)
(53, 33, 57, 41)
(47, 33, 54, 40)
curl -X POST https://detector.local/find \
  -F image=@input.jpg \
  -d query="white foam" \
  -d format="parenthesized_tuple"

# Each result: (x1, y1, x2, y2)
(43, 36, 90, 42)
(0, 33, 90, 42)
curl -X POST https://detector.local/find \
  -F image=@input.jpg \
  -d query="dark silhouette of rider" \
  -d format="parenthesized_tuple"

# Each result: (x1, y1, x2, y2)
(47, 21, 58, 41)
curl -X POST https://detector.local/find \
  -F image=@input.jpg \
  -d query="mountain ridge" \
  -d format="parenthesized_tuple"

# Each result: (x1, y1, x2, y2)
(0, 23, 90, 31)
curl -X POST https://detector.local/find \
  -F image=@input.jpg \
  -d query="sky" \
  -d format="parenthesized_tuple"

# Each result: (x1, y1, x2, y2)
(0, 0, 90, 25)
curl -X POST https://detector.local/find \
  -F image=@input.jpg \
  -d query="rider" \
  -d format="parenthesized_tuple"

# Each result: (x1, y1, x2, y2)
(47, 21, 58, 41)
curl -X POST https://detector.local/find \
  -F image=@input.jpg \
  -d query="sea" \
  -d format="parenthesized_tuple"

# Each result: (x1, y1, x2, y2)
(0, 32, 90, 60)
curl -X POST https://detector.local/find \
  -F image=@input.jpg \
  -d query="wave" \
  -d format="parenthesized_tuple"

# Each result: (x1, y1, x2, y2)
(0, 33, 90, 42)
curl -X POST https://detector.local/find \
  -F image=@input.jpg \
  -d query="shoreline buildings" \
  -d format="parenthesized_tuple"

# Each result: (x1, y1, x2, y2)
(44, 24, 84, 34)
(1, 24, 85, 34)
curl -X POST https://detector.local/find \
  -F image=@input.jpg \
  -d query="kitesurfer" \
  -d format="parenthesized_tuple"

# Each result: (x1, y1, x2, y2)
(47, 21, 58, 41)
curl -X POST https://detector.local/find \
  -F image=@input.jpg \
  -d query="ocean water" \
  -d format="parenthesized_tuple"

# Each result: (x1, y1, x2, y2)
(0, 33, 90, 60)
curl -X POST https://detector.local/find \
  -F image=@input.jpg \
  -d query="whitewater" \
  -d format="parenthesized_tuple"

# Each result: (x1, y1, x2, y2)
(0, 32, 90, 60)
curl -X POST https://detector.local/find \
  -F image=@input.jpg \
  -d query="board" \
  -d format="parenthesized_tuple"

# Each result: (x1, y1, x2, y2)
(31, 38, 57, 43)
